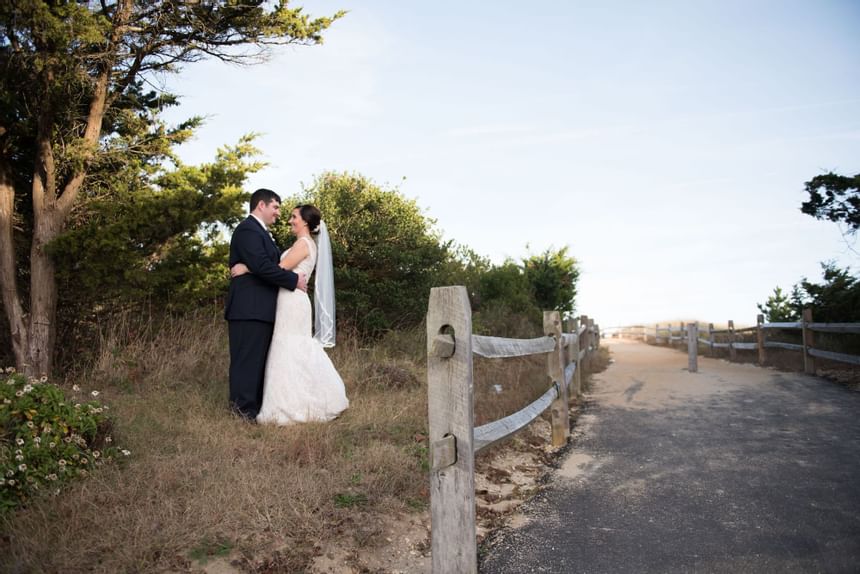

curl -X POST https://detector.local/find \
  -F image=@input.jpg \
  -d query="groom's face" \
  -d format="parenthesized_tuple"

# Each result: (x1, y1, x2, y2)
(258, 199, 281, 227)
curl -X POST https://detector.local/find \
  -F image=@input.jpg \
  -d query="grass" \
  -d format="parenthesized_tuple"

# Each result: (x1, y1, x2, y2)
(0, 310, 609, 572)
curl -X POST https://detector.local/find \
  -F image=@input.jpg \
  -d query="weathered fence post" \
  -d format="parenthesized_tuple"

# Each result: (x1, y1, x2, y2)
(545, 311, 569, 446)
(687, 322, 698, 372)
(580, 315, 590, 368)
(568, 317, 582, 398)
(756, 314, 767, 365)
(588, 318, 596, 361)
(708, 323, 715, 357)
(728, 320, 737, 361)
(426, 286, 476, 574)
(802, 308, 816, 375)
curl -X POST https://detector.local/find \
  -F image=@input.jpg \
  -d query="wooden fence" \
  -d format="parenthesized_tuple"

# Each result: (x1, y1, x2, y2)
(426, 286, 600, 573)
(632, 309, 860, 373)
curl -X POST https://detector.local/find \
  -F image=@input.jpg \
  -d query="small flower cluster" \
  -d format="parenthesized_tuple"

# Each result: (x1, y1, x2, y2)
(1, 368, 129, 512)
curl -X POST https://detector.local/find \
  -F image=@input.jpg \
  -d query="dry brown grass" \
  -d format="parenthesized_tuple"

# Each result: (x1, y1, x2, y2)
(2, 313, 428, 573)
(1, 311, 609, 573)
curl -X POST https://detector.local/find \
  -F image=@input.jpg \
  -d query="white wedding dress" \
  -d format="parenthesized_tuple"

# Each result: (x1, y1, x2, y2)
(257, 236, 349, 425)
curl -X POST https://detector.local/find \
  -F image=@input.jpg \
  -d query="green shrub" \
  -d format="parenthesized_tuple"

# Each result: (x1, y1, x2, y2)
(0, 369, 126, 512)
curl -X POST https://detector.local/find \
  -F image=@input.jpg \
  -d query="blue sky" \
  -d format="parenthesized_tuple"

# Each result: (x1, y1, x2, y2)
(163, 0, 860, 328)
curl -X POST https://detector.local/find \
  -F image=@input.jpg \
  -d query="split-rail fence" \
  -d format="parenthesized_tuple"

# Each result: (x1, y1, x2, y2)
(425, 286, 600, 573)
(611, 309, 860, 374)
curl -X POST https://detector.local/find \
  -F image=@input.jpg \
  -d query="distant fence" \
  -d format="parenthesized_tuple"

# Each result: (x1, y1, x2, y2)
(613, 309, 860, 374)
(426, 286, 600, 574)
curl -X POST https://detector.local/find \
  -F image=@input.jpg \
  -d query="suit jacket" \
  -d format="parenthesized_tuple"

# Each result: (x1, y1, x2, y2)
(224, 216, 299, 322)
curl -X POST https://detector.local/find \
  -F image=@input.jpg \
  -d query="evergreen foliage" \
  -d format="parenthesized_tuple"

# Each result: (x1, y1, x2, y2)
(0, 0, 343, 374)
(801, 172, 860, 234)
(757, 286, 798, 322)
(279, 172, 450, 335)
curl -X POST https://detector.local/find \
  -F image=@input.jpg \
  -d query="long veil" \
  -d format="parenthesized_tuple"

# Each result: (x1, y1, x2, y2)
(313, 221, 336, 347)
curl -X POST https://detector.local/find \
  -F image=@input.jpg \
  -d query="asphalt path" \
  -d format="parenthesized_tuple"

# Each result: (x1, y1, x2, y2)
(480, 338, 860, 573)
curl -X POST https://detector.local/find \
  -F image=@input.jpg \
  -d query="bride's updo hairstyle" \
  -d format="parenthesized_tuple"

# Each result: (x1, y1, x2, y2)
(296, 204, 322, 235)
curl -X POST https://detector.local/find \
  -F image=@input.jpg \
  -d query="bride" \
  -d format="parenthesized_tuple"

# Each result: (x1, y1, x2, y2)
(231, 204, 349, 424)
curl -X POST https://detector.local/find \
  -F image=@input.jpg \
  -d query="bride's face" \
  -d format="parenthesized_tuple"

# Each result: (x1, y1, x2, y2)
(288, 208, 308, 235)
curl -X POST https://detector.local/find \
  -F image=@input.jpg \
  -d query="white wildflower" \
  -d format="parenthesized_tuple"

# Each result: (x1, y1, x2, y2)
(18, 464, 26, 471)
(105, 436, 112, 443)
(15, 390, 23, 397)
(72, 384, 80, 392)
(23, 384, 32, 393)
(15, 438, 24, 446)
(39, 375, 48, 383)
(121, 449, 131, 456)
(15, 454, 23, 461)
(91, 390, 100, 397)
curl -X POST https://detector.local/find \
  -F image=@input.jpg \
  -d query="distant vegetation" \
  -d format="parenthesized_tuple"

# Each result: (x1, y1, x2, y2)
(758, 171, 859, 323)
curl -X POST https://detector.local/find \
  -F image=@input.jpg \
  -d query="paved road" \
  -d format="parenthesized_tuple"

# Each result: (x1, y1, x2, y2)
(480, 339, 860, 573)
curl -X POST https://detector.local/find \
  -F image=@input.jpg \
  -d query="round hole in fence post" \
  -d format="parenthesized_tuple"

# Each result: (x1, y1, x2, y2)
(432, 325, 456, 358)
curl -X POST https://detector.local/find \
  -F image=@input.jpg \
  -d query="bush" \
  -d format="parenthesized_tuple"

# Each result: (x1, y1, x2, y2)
(0, 369, 126, 512)
(279, 172, 450, 336)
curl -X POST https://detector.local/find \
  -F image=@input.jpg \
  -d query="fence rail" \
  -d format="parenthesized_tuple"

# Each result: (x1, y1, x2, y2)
(426, 286, 600, 573)
(626, 308, 860, 374)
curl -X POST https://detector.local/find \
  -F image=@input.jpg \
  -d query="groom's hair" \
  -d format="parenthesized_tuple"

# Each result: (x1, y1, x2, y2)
(249, 188, 281, 212)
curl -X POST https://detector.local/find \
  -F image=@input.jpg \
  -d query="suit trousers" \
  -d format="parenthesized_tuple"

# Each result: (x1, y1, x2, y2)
(228, 319, 275, 419)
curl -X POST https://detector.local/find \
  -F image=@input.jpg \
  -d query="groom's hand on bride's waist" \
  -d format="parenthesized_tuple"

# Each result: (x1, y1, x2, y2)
(296, 272, 308, 292)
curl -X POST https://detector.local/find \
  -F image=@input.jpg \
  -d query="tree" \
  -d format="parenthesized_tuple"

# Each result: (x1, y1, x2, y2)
(792, 262, 860, 322)
(756, 286, 798, 322)
(0, 1, 343, 375)
(801, 172, 860, 234)
(280, 172, 449, 335)
(522, 246, 580, 316)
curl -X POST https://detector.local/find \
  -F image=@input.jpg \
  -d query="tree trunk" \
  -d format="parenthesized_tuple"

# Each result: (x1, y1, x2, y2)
(25, 211, 61, 376)
(0, 161, 28, 368)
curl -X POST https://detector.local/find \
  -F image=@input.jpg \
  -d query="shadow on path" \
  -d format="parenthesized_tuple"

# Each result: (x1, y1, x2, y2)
(480, 339, 860, 573)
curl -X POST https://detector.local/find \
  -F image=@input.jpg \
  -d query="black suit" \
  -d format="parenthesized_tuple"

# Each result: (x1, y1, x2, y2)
(225, 216, 299, 419)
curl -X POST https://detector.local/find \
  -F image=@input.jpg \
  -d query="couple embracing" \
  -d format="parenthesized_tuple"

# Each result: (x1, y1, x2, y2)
(224, 188, 349, 424)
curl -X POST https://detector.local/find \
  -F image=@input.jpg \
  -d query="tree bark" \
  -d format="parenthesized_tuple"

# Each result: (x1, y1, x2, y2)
(0, 158, 28, 369)
(11, 1, 132, 376)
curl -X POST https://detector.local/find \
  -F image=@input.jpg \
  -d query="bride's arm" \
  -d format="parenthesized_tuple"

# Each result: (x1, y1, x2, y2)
(277, 238, 309, 271)
(230, 239, 310, 277)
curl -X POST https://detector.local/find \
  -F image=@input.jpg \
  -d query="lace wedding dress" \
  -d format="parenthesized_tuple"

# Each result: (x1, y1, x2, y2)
(257, 236, 349, 424)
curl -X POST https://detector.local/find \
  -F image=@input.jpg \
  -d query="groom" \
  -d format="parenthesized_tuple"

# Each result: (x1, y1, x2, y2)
(224, 188, 307, 421)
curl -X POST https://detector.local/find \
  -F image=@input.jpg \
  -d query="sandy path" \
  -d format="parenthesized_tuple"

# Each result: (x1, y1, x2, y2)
(480, 338, 860, 573)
